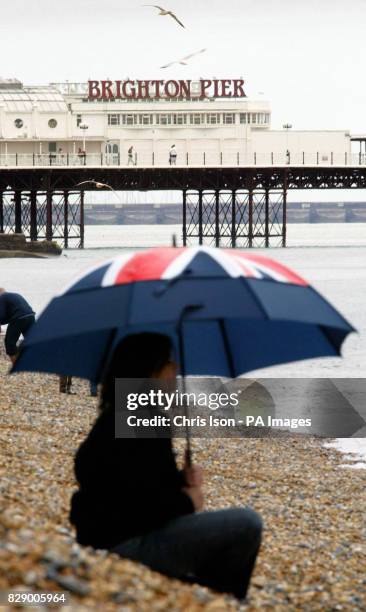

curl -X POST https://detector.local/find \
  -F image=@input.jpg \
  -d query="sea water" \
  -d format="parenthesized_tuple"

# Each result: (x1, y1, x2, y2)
(1, 223, 365, 379)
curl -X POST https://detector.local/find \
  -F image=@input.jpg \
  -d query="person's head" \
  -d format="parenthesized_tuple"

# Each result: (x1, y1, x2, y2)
(100, 333, 177, 411)
(0, 288, 5, 295)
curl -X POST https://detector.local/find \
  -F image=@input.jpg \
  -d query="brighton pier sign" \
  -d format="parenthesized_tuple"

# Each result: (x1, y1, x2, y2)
(88, 79, 246, 100)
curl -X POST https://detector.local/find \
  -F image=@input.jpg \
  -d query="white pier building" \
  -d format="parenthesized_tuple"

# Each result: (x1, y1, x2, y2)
(0, 78, 362, 167)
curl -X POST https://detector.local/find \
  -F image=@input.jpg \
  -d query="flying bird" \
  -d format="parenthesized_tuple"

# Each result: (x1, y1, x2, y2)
(75, 180, 112, 189)
(143, 5, 185, 29)
(161, 48, 207, 69)
(75, 180, 123, 205)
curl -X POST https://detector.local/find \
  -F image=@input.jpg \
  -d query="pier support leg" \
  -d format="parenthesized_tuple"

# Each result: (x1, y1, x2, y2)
(231, 190, 236, 248)
(46, 190, 53, 241)
(14, 191, 22, 234)
(282, 177, 287, 248)
(0, 191, 3, 233)
(248, 188, 253, 248)
(198, 189, 203, 246)
(30, 191, 37, 241)
(215, 190, 220, 247)
(79, 189, 85, 249)
(183, 187, 285, 249)
(64, 191, 69, 249)
(265, 188, 270, 248)
(182, 189, 187, 246)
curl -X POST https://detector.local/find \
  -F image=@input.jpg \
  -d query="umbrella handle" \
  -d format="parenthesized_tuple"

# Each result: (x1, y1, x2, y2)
(177, 304, 203, 469)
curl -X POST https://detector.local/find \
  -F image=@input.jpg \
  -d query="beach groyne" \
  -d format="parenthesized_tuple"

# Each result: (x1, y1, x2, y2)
(0, 234, 62, 257)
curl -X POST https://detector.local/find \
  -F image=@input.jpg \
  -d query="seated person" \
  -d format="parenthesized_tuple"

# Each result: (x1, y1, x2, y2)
(70, 332, 262, 600)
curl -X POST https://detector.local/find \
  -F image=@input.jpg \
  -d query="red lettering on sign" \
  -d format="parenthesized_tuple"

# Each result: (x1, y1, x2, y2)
(179, 80, 191, 98)
(150, 80, 164, 98)
(200, 79, 212, 99)
(165, 80, 180, 98)
(101, 81, 114, 100)
(213, 80, 220, 98)
(137, 80, 150, 99)
(220, 79, 232, 98)
(115, 80, 122, 99)
(122, 80, 136, 99)
(87, 79, 246, 100)
(88, 81, 101, 100)
(233, 79, 246, 98)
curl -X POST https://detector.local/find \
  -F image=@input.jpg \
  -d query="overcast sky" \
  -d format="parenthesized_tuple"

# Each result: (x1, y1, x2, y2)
(1, 0, 366, 132)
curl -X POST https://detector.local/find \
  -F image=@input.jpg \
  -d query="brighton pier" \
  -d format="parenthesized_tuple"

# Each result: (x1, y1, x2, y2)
(88, 79, 247, 100)
(1, 77, 366, 248)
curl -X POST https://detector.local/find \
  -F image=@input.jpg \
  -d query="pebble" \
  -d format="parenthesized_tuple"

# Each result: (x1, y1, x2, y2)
(46, 568, 91, 596)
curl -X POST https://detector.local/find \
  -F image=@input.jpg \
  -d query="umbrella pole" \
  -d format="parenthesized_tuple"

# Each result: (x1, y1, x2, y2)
(177, 304, 203, 467)
(177, 320, 192, 466)
(182, 374, 192, 467)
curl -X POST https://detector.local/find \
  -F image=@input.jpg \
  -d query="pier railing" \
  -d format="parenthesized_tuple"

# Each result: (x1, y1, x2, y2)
(0, 152, 365, 168)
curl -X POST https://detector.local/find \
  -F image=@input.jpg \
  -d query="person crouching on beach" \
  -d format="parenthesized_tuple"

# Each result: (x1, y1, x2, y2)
(70, 332, 262, 600)
(0, 289, 35, 364)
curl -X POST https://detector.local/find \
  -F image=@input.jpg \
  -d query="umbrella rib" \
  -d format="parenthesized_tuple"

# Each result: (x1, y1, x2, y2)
(239, 277, 269, 320)
(95, 328, 119, 384)
(97, 284, 136, 385)
(219, 319, 236, 378)
(125, 281, 136, 328)
(318, 324, 343, 356)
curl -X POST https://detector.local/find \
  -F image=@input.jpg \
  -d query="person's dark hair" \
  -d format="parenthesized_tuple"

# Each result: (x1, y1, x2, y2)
(100, 332, 172, 412)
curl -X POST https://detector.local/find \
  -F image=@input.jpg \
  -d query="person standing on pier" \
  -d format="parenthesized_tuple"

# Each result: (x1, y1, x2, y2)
(0, 289, 35, 364)
(169, 144, 177, 165)
(128, 146, 135, 166)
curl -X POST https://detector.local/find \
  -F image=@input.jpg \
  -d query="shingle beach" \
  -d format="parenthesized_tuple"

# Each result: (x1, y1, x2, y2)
(1, 349, 365, 611)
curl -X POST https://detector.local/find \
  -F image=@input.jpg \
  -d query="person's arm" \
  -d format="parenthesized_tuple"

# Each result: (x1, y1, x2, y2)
(119, 437, 200, 525)
(0, 293, 6, 323)
(143, 483, 195, 523)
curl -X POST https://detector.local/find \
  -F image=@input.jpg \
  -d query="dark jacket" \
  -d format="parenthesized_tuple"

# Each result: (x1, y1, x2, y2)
(70, 408, 194, 550)
(0, 292, 34, 325)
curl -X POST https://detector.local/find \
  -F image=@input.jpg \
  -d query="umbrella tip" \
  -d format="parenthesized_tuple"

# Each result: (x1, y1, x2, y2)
(171, 234, 177, 248)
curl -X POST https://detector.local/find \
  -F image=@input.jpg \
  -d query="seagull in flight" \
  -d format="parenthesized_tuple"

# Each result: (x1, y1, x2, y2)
(75, 180, 123, 205)
(143, 5, 185, 28)
(75, 180, 114, 190)
(161, 48, 207, 69)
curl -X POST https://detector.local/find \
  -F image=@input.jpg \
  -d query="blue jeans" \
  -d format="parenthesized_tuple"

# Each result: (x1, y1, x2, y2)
(111, 507, 262, 599)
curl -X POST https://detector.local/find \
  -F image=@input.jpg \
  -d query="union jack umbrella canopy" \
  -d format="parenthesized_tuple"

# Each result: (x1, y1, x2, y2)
(14, 246, 354, 382)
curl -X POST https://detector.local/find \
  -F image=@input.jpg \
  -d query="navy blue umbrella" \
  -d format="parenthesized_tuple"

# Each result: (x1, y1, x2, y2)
(14, 246, 354, 384)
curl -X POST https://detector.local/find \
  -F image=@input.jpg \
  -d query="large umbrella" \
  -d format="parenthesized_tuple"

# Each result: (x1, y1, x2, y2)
(14, 246, 354, 384)
(13, 246, 354, 463)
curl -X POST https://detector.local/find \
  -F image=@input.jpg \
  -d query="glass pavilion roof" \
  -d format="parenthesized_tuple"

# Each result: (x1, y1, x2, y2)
(0, 86, 67, 112)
